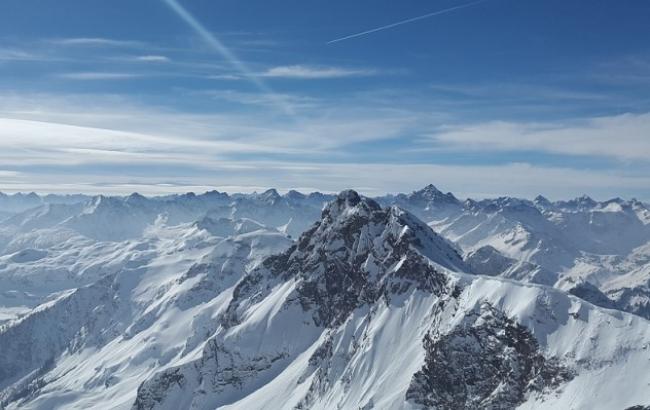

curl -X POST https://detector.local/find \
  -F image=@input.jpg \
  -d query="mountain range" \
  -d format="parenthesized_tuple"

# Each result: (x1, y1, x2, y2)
(0, 186, 649, 409)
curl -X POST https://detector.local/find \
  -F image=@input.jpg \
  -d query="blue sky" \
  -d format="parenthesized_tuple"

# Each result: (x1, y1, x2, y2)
(1, 0, 649, 199)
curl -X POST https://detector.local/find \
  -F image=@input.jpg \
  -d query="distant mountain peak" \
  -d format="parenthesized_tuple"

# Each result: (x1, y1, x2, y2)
(409, 184, 460, 206)
(422, 183, 440, 192)
(418, 184, 442, 196)
(285, 189, 306, 200)
(262, 188, 279, 196)
(553, 194, 599, 211)
(575, 194, 597, 205)
(125, 192, 148, 204)
(256, 188, 281, 203)
(534, 194, 553, 207)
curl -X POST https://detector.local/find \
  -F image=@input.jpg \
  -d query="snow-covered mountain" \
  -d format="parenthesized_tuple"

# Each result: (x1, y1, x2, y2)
(0, 187, 648, 409)
(0, 192, 90, 216)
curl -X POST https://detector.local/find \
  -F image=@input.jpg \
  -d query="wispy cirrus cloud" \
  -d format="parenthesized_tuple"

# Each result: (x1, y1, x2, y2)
(429, 82, 608, 102)
(206, 74, 242, 81)
(49, 37, 144, 48)
(197, 89, 318, 110)
(0, 92, 414, 161)
(134, 55, 171, 63)
(55, 72, 142, 80)
(0, 48, 43, 62)
(430, 113, 650, 161)
(260, 64, 376, 79)
(0, 170, 21, 178)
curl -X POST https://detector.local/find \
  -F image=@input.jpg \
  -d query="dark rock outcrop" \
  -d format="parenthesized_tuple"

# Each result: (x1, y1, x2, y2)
(406, 303, 573, 409)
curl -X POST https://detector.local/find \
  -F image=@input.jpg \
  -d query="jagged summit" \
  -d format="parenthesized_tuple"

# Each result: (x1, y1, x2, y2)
(409, 184, 460, 204)
(381, 184, 463, 220)
(555, 194, 598, 211)
(284, 189, 306, 200)
(534, 194, 554, 210)
(335, 188, 362, 204)
(310, 190, 464, 270)
(257, 188, 281, 200)
(222, 190, 466, 329)
(202, 189, 228, 198)
(125, 192, 148, 205)
(322, 189, 379, 218)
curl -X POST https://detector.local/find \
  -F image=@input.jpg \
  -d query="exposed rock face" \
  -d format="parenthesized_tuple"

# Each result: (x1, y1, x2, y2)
(132, 339, 290, 410)
(465, 245, 515, 277)
(406, 303, 573, 409)
(610, 286, 650, 319)
(226, 190, 465, 328)
(132, 368, 186, 410)
(567, 280, 618, 310)
(465, 245, 556, 285)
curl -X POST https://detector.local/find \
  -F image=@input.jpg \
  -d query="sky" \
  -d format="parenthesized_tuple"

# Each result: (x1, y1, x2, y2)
(1, 0, 649, 200)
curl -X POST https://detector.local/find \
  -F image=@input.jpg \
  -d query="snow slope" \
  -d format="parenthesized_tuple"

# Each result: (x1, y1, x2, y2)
(0, 219, 292, 409)
(391, 185, 650, 319)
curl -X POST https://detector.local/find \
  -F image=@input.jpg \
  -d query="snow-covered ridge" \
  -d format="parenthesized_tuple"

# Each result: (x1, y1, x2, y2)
(1, 184, 648, 319)
(1, 185, 648, 321)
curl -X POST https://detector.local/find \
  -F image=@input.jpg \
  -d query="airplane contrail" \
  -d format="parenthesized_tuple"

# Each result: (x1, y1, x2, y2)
(328, 0, 489, 44)
(162, 0, 295, 116)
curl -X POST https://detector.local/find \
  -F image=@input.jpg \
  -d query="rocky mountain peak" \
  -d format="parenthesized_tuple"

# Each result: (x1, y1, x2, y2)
(320, 189, 380, 221)
(202, 189, 228, 199)
(226, 191, 465, 328)
(410, 184, 459, 205)
(285, 189, 306, 200)
(259, 188, 280, 200)
(125, 192, 148, 205)
(332, 188, 363, 207)
(560, 194, 598, 211)
(534, 194, 554, 210)
(305, 190, 464, 271)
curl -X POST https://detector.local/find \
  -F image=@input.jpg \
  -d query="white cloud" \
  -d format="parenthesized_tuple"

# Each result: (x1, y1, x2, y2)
(135, 55, 170, 63)
(0, 110, 413, 166)
(50, 37, 143, 48)
(0, 48, 42, 61)
(0, 117, 302, 167)
(429, 82, 608, 102)
(55, 72, 141, 80)
(206, 74, 242, 81)
(260, 65, 376, 79)
(431, 113, 650, 161)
